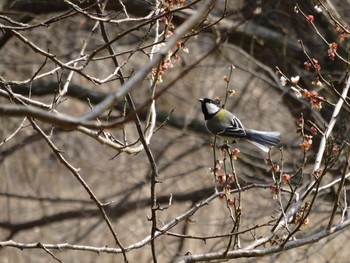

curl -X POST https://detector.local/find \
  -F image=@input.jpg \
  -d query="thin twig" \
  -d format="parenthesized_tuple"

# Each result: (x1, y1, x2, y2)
(327, 145, 350, 229)
(125, 94, 160, 262)
(79, 0, 218, 121)
(176, 218, 350, 262)
(303, 75, 350, 199)
(38, 243, 62, 263)
(27, 118, 128, 260)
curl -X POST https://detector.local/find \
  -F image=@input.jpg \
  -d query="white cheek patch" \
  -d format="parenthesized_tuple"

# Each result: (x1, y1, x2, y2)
(206, 103, 220, 115)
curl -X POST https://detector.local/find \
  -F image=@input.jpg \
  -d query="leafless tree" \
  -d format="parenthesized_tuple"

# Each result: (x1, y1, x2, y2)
(0, 1, 350, 262)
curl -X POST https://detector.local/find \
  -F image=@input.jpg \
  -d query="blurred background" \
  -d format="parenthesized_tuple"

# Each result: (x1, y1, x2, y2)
(1, 1, 350, 262)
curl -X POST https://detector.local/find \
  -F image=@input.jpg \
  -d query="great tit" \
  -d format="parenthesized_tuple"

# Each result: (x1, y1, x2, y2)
(199, 98, 281, 152)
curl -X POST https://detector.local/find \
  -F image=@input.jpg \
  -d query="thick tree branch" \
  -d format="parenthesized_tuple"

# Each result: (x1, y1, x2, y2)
(176, 218, 350, 262)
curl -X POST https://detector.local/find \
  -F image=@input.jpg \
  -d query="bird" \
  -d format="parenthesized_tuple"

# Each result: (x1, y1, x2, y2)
(199, 98, 281, 152)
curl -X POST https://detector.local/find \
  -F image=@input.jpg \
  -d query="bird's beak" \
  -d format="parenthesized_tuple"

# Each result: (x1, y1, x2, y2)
(198, 98, 203, 102)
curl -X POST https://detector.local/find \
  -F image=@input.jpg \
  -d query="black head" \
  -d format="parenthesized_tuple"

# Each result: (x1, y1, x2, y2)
(199, 98, 221, 120)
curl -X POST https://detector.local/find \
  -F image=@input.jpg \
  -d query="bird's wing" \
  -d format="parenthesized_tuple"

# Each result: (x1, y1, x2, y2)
(220, 115, 246, 138)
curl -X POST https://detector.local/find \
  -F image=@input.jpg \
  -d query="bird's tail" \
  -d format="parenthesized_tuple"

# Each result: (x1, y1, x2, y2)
(245, 129, 281, 152)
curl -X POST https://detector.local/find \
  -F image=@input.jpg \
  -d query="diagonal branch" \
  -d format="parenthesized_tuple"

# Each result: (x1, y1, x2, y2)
(27, 118, 128, 260)
(176, 218, 350, 262)
(302, 75, 350, 199)
(79, 0, 218, 121)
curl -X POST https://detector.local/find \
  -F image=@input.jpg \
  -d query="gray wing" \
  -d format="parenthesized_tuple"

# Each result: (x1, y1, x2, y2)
(220, 115, 247, 138)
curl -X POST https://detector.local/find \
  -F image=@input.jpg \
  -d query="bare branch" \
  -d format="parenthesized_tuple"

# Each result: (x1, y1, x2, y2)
(79, 0, 218, 121)
(303, 75, 350, 198)
(176, 218, 350, 262)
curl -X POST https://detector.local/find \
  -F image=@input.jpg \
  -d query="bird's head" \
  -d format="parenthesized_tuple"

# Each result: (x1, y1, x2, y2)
(199, 98, 221, 120)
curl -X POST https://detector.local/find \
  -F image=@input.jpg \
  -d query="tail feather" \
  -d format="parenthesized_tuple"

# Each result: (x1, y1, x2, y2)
(245, 129, 281, 152)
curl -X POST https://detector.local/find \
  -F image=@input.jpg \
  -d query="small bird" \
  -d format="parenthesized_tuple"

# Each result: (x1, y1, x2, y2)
(199, 98, 281, 152)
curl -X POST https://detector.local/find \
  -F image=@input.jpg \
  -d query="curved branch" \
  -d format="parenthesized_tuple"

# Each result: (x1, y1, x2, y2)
(0, 103, 123, 130)
(3, 0, 156, 16)
(79, 0, 217, 121)
(176, 218, 350, 262)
